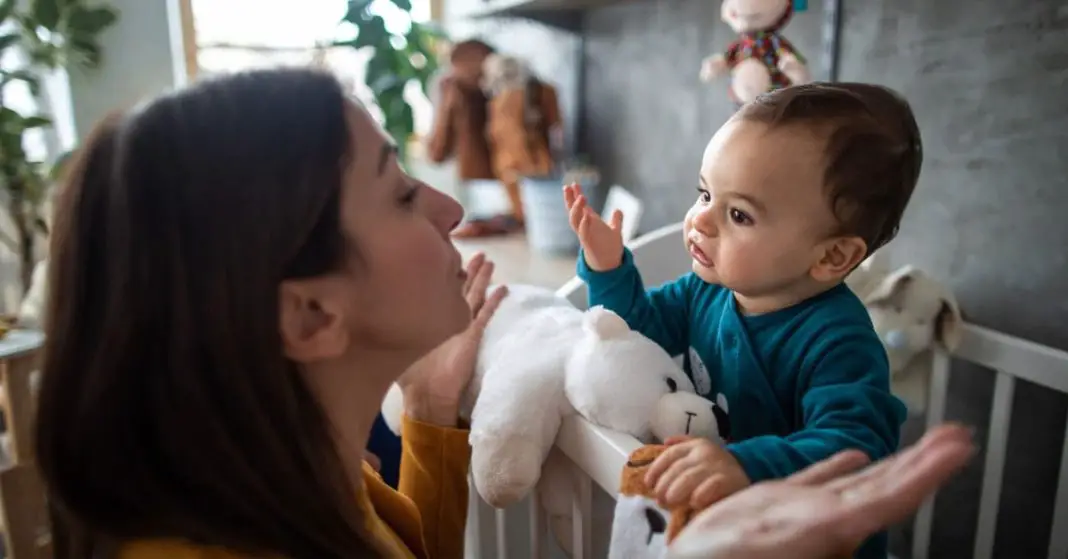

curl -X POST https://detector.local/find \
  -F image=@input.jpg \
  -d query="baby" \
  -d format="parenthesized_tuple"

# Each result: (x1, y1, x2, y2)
(564, 82, 921, 559)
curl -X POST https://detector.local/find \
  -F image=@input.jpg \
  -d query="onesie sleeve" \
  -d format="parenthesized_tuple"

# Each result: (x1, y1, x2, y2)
(399, 414, 471, 558)
(726, 327, 906, 482)
(577, 247, 695, 356)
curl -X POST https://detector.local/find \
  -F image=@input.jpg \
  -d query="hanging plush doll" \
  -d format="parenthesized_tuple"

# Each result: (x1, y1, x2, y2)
(699, 0, 811, 105)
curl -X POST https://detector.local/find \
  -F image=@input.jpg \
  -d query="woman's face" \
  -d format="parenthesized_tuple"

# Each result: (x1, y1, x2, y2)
(280, 103, 469, 375)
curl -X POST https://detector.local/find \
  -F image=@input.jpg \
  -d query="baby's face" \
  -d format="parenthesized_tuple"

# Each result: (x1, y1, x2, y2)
(684, 118, 839, 310)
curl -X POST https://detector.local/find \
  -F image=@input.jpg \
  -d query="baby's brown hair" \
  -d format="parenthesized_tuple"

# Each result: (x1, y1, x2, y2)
(737, 82, 923, 256)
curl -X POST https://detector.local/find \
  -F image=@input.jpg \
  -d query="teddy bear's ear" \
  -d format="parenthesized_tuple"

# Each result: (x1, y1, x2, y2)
(935, 295, 964, 352)
(863, 265, 918, 306)
(583, 306, 631, 340)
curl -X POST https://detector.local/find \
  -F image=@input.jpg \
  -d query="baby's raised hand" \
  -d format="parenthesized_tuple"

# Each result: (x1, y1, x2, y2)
(563, 182, 624, 272)
(645, 436, 751, 510)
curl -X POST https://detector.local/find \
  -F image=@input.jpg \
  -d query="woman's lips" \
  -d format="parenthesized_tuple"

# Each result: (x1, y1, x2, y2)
(689, 241, 713, 268)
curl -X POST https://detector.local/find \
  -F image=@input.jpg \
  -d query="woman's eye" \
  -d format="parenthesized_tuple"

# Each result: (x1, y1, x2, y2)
(696, 187, 712, 204)
(729, 208, 752, 225)
(400, 182, 420, 207)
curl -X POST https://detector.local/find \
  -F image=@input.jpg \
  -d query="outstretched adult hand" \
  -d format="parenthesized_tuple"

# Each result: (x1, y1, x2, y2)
(397, 253, 507, 427)
(668, 424, 975, 559)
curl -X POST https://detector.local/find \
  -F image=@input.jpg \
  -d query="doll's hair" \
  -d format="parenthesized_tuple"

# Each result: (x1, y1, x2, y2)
(737, 82, 923, 256)
(450, 38, 495, 64)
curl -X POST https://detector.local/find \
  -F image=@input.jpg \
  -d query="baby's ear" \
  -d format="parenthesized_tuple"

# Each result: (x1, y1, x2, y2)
(811, 236, 866, 282)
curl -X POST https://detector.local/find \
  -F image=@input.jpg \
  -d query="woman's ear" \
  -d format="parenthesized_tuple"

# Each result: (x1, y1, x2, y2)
(279, 280, 349, 362)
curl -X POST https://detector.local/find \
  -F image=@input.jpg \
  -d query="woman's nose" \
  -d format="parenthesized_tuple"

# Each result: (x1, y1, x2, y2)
(433, 186, 465, 234)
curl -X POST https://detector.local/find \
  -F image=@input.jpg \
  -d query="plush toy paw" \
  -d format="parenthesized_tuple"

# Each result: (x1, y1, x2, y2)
(471, 435, 545, 508)
(699, 54, 728, 82)
(777, 53, 811, 85)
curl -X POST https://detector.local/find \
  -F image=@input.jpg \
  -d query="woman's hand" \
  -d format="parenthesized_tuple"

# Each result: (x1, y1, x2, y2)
(668, 424, 975, 559)
(398, 253, 507, 427)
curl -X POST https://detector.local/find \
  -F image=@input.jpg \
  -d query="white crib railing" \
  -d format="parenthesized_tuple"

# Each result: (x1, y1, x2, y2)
(463, 222, 1068, 559)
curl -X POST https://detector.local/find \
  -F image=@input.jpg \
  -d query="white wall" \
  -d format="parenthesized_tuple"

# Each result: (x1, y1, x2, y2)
(66, 0, 188, 140)
(0, 0, 188, 312)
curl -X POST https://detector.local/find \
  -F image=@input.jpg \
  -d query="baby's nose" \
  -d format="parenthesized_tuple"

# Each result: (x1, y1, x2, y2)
(693, 206, 719, 237)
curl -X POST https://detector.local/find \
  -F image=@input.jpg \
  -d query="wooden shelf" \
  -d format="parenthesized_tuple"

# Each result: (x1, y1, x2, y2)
(460, 0, 634, 31)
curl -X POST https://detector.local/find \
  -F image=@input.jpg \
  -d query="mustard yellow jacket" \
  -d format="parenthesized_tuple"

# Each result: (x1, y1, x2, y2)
(118, 415, 471, 558)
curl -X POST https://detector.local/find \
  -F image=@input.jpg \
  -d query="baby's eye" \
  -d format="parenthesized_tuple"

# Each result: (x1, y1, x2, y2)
(729, 208, 753, 225)
(695, 187, 712, 204)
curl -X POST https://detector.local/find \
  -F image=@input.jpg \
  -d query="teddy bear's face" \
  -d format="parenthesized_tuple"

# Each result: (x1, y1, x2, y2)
(868, 305, 935, 374)
(720, 0, 790, 33)
(566, 307, 705, 442)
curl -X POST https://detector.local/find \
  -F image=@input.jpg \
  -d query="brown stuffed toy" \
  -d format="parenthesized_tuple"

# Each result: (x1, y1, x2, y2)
(608, 445, 697, 558)
(609, 444, 855, 559)
(482, 53, 562, 226)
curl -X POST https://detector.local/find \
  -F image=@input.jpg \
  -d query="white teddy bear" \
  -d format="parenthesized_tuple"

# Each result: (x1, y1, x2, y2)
(847, 260, 963, 416)
(381, 284, 716, 509)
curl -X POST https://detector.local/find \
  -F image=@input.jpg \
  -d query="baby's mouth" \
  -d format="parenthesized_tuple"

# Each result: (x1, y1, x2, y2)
(688, 240, 713, 268)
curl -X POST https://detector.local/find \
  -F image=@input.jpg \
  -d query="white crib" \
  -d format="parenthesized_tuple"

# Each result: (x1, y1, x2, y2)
(463, 222, 1068, 559)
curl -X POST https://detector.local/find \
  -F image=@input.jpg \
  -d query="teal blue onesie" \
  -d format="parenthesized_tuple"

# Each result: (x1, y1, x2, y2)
(579, 248, 907, 559)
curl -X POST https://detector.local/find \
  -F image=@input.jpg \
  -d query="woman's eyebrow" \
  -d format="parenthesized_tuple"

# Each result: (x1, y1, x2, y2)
(378, 142, 397, 176)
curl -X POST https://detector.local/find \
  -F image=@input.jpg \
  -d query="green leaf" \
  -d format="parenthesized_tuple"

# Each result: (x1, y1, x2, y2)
(20, 115, 52, 129)
(352, 15, 389, 50)
(0, 32, 19, 52)
(389, 0, 412, 10)
(66, 5, 118, 36)
(31, 0, 62, 31)
(69, 37, 101, 67)
(0, 0, 15, 24)
(342, 0, 376, 23)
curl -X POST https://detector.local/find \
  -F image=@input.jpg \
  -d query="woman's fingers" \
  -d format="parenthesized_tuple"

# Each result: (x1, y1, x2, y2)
(464, 259, 495, 315)
(472, 285, 508, 330)
(462, 252, 486, 295)
(825, 424, 973, 494)
(787, 450, 871, 486)
(831, 436, 973, 547)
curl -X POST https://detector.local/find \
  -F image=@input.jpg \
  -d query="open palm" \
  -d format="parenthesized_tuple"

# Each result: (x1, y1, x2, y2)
(563, 182, 625, 272)
(397, 253, 507, 426)
(668, 424, 975, 559)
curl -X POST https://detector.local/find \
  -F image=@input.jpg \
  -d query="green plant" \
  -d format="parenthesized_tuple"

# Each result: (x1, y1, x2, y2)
(0, 0, 117, 292)
(336, 0, 445, 164)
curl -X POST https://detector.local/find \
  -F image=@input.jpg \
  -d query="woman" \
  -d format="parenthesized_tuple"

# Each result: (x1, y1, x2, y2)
(36, 67, 504, 558)
(35, 67, 969, 558)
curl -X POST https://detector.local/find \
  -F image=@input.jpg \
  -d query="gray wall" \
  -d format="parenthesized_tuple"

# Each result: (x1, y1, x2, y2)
(579, 0, 1068, 556)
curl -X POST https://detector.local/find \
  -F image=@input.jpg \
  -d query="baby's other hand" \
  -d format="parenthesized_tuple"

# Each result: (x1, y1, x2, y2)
(563, 182, 624, 272)
(645, 436, 751, 510)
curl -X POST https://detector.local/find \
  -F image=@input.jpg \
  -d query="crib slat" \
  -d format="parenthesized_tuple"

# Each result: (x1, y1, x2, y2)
(571, 465, 593, 559)
(530, 489, 546, 559)
(1047, 409, 1068, 559)
(974, 371, 1015, 559)
(913, 351, 951, 559)
(465, 475, 491, 559)
(495, 507, 509, 559)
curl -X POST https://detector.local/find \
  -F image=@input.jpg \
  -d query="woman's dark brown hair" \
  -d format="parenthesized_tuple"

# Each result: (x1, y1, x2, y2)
(35, 68, 379, 557)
